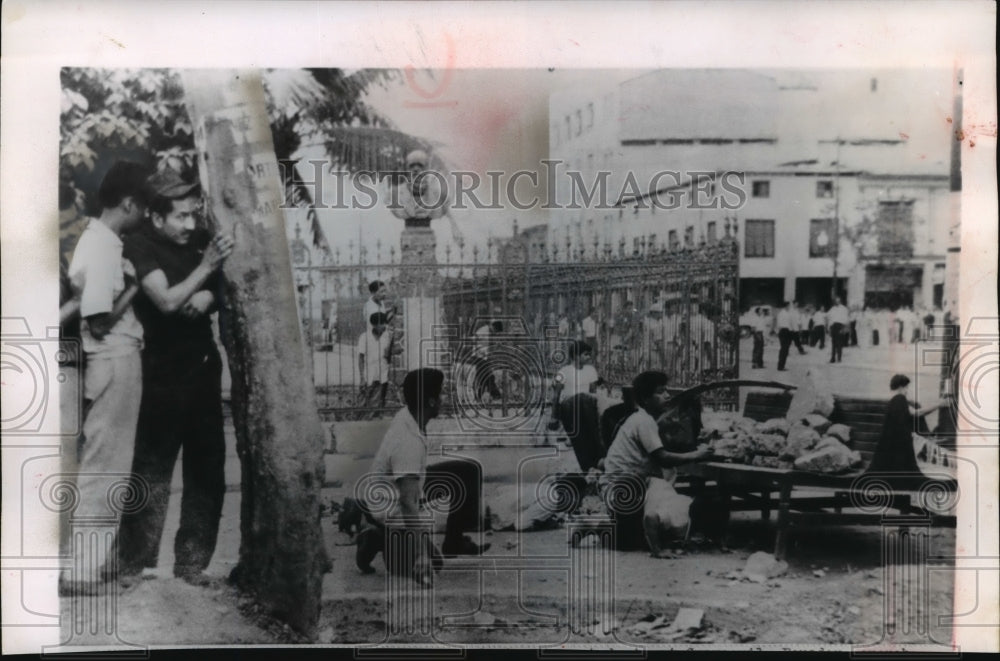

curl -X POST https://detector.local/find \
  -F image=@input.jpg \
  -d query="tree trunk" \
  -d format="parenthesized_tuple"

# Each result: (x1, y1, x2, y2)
(182, 70, 327, 638)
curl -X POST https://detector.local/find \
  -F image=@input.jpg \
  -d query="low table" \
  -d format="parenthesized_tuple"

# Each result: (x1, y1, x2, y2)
(679, 462, 957, 560)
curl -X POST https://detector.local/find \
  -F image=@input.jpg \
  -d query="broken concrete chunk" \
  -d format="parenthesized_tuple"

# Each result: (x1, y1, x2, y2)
(800, 414, 832, 434)
(826, 423, 852, 443)
(758, 418, 790, 436)
(744, 551, 789, 581)
(781, 426, 822, 460)
(794, 440, 864, 474)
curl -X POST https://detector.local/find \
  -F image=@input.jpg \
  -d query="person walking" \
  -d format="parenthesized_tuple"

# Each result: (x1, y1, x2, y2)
(828, 296, 849, 363)
(750, 307, 766, 369)
(776, 301, 796, 371)
(811, 305, 827, 349)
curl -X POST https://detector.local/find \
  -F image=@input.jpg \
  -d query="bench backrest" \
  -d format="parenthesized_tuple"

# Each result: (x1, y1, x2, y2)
(830, 396, 886, 461)
(743, 390, 793, 423)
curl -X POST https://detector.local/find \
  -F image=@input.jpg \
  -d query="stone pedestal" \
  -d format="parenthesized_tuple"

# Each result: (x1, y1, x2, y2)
(398, 219, 443, 371)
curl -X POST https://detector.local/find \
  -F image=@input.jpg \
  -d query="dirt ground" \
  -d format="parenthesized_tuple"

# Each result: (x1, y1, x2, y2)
(60, 489, 956, 650)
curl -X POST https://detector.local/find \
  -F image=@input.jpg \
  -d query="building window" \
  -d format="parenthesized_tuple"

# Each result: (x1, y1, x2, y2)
(877, 200, 915, 257)
(707, 221, 717, 244)
(668, 230, 679, 251)
(684, 226, 695, 247)
(816, 180, 834, 198)
(744, 219, 775, 258)
(575, 109, 582, 136)
(809, 218, 838, 257)
(586, 102, 594, 128)
(752, 180, 770, 198)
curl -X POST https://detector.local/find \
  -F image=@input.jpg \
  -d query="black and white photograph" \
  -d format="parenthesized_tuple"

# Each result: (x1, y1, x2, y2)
(2, 1, 997, 655)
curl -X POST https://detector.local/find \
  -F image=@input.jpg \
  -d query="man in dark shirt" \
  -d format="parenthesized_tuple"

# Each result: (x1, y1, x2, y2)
(117, 169, 234, 586)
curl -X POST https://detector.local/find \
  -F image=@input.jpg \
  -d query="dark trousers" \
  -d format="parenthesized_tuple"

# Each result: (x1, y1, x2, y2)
(469, 356, 500, 402)
(357, 458, 484, 570)
(118, 352, 226, 577)
(751, 331, 764, 367)
(792, 330, 805, 353)
(555, 394, 605, 472)
(777, 328, 793, 370)
(607, 475, 648, 552)
(811, 325, 826, 349)
(830, 322, 845, 363)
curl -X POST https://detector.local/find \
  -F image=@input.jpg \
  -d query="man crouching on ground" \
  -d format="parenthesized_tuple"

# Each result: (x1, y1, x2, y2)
(602, 370, 713, 552)
(356, 368, 491, 587)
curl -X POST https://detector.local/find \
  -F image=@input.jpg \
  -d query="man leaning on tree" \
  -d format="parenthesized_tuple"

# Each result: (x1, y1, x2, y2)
(117, 169, 234, 587)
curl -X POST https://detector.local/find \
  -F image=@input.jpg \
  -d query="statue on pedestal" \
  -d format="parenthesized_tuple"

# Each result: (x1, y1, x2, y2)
(388, 150, 449, 296)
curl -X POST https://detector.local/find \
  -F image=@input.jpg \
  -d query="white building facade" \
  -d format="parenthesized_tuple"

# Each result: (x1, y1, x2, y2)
(549, 69, 955, 312)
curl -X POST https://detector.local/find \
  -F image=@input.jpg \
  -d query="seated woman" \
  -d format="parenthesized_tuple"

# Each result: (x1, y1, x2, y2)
(867, 373, 939, 474)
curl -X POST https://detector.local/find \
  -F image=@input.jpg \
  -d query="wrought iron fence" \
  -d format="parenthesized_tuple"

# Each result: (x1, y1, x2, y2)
(293, 235, 740, 419)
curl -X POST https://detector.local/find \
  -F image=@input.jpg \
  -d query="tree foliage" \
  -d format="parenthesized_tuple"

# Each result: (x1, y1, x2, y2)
(60, 67, 440, 262)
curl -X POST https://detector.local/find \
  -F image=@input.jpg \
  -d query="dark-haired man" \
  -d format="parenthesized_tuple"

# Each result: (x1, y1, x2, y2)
(364, 280, 396, 332)
(602, 370, 713, 551)
(356, 368, 490, 585)
(117, 169, 233, 586)
(357, 311, 399, 410)
(61, 161, 151, 594)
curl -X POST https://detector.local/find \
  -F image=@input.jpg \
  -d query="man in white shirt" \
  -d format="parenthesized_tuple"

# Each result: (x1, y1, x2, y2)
(357, 312, 397, 410)
(776, 301, 795, 371)
(581, 307, 598, 349)
(750, 307, 767, 369)
(828, 296, 850, 363)
(356, 369, 490, 585)
(63, 161, 150, 594)
(810, 306, 827, 349)
(550, 341, 604, 471)
(644, 303, 666, 369)
(602, 370, 712, 551)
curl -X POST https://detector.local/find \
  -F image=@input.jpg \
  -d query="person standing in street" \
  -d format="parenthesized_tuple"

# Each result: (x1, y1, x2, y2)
(581, 306, 598, 350)
(62, 161, 150, 594)
(776, 301, 795, 371)
(794, 301, 809, 353)
(750, 307, 766, 369)
(828, 296, 849, 364)
(811, 305, 827, 349)
(117, 169, 234, 586)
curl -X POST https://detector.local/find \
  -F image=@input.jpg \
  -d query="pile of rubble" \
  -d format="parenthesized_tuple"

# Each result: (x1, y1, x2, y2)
(700, 412, 864, 474)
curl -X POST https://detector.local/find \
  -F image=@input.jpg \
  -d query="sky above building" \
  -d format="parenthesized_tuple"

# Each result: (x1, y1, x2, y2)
(301, 67, 957, 263)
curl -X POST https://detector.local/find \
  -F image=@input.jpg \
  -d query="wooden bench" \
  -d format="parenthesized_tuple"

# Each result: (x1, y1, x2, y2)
(742, 390, 794, 422)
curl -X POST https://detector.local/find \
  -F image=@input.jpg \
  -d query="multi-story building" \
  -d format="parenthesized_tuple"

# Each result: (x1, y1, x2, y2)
(549, 69, 955, 312)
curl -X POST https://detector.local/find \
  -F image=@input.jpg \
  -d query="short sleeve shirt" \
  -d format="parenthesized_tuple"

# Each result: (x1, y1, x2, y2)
(357, 329, 392, 384)
(366, 408, 428, 521)
(581, 316, 597, 338)
(67, 219, 144, 356)
(557, 364, 599, 400)
(124, 225, 220, 377)
(604, 408, 667, 480)
(363, 298, 386, 330)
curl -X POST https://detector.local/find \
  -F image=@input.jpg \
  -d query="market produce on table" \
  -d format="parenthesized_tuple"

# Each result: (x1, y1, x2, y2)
(700, 411, 863, 474)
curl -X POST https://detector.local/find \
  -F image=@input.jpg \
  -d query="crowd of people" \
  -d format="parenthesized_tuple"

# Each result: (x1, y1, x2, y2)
(746, 299, 949, 370)
(59, 163, 234, 594)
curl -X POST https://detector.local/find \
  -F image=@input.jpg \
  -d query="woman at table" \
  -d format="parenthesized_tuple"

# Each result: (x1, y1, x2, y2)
(867, 374, 934, 474)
